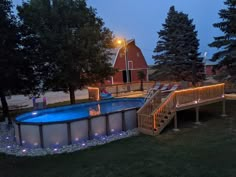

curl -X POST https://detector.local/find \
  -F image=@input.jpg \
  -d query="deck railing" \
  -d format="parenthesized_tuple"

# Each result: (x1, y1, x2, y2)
(138, 83, 225, 135)
(175, 83, 225, 108)
(105, 82, 155, 96)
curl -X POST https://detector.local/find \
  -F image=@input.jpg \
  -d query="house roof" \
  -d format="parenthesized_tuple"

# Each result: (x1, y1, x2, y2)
(109, 39, 135, 66)
(205, 60, 217, 65)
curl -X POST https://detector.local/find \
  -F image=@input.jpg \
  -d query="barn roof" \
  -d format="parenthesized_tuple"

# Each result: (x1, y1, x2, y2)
(109, 39, 135, 66)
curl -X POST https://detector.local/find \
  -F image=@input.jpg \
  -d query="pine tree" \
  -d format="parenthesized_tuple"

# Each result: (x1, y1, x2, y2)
(209, 0, 236, 82)
(152, 6, 205, 85)
(18, 0, 116, 104)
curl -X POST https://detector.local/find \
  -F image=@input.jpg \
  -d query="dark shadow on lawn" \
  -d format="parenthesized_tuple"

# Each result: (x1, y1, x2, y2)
(161, 101, 228, 134)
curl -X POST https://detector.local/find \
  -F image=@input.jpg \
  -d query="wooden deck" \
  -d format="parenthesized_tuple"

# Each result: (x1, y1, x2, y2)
(137, 83, 226, 135)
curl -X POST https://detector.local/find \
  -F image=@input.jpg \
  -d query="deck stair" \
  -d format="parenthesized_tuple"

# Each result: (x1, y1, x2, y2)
(137, 83, 226, 135)
(144, 88, 155, 102)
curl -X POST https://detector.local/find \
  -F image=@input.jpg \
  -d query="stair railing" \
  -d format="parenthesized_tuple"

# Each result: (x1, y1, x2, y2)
(137, 90, 162, 135)
(138, 83, 225, 135)
(152, 92, 176, 132)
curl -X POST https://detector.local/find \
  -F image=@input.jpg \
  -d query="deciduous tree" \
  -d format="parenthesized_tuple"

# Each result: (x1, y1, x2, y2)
(18, 0, 116, 104)
(0, 0, 41, 122)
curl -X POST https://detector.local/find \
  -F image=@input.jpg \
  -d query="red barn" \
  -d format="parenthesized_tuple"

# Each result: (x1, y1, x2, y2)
(107, 39, 148, 84)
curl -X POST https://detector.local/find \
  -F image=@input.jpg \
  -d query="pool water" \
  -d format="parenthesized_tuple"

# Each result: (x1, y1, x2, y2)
(16, 98, 144, 123)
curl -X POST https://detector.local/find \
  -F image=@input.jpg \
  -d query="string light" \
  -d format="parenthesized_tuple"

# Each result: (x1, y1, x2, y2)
(87, 87, 100, 101)
(152, 83, 225, 129)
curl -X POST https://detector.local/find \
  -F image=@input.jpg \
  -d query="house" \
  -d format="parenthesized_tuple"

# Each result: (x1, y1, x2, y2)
(205, 63, 224, 77)
(205, 64, 216, 77)
(107, 39, 149, 84)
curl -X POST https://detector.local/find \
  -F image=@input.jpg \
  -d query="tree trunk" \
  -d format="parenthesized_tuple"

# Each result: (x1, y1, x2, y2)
(192, 60, 197, 87)
(69, 85, 76, 104)
(0, 90, 10, 123)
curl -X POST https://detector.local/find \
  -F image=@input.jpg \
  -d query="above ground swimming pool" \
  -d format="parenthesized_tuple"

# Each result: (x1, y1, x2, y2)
(14, 98, 144, 148)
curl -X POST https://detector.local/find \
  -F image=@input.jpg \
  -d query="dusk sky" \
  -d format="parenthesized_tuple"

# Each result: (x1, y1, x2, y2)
(13, 0, 225, 65)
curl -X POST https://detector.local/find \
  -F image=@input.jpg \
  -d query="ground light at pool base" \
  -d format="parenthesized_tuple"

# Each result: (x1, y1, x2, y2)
(14, 98, 144, 148)
(0, 122, 139, 156)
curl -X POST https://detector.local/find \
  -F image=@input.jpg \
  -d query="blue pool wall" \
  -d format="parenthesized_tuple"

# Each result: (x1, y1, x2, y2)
(14, 98, 143, 148)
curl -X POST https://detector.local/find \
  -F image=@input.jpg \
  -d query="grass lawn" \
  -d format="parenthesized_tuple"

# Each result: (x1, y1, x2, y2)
(0, 100, 236, 177)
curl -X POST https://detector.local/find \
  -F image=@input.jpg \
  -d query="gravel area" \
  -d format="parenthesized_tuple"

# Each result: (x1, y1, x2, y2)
(0, 122, 139, 157)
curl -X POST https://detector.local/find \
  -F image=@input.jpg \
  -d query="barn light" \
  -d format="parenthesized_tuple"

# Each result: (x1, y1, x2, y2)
(117, 39, 122, 45)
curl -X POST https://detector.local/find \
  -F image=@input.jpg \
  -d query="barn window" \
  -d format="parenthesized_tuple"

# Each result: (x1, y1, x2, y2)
(137, 52, 140, 57)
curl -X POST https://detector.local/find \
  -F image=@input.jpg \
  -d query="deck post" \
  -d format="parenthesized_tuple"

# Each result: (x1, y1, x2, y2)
(221, 99, 227, 117)
(173, 111, 179, 132)
(195, 106, 201, 125)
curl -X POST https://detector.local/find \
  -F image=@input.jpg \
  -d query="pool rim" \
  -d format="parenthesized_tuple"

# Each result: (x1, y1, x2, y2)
(14, 97, 144, 126)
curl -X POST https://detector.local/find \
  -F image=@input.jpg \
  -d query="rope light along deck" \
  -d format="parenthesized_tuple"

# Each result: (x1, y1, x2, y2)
(88, 87, 100, 101)
(138, 83, 226, 135)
